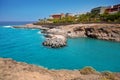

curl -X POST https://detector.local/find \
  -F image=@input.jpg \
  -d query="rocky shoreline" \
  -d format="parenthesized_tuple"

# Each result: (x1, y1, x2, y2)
(2, 23, 120, 80)
(0, 58, 120, 80)
(58, 23, 120, 41)
(13, 23, 120, 48)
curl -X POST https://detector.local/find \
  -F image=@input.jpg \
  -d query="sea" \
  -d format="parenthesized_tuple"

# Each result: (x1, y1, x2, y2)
(0, 22, 120, 72)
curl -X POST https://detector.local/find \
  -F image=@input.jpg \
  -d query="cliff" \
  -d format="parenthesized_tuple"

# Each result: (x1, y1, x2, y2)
(85, 24, 120, 42)
(58, 23, 120, 42)
(0, 58, 120, 80)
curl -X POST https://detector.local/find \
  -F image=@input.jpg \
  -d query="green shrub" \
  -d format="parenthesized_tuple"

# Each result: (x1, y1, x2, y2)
(79, 66, 97, 75)
(102, 71, 117, 80)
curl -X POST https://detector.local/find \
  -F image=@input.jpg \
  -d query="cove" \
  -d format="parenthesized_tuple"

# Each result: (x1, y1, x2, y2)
(0, 24, 120, 72)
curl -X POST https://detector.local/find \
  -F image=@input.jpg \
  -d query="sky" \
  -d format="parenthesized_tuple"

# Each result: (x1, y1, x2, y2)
(0, 0, 120, 21)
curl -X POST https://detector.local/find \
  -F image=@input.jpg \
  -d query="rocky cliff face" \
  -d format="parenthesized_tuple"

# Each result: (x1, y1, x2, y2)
(85, 25, 120, 42)
(67, 27, 86, 38)
(59, 24, 120, 42)
(0, 58, 120, 80)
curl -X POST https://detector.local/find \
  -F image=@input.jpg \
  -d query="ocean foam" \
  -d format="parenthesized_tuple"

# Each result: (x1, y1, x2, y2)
(31, 29, 36, 30)
(37, 31, 41, 34)
(3, 26, 13, 28)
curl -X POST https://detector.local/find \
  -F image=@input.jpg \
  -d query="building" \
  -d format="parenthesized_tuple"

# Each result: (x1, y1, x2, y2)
(51, 13, 65, 19)
(91, 6, 108, 14)
(50, 13, 75, 19)
(105, 4, 120, 14)
(65, 13, 74, 17)
(91, 4, 120, 14)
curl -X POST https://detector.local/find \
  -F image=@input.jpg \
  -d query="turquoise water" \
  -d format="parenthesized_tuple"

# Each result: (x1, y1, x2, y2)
(0, 22, 120, 72)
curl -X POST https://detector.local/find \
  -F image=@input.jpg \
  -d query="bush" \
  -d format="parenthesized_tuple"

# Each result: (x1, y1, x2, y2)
(79, 66, 97, 75)
(102, 71, 117, 80)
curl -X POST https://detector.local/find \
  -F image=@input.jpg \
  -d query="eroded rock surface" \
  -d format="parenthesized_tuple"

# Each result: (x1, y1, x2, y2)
(43, 34, 67, 48)
(85, 25, 120, 41)
(59, 23, 120, 42)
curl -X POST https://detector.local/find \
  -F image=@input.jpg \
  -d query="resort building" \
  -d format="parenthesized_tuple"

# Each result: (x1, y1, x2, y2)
(65, 13, 74, 17)
(105, 4, 120, 14)
(50, 13, 75, 19)
(91, 4, 120, 14)
(51, 13, 65, 19)
(91, 7, 108, 14)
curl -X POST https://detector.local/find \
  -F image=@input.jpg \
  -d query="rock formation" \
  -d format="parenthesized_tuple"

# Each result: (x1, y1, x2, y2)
(67, 26, 86, 38)
(13, 23, 120, 48)
(85, 25, 120, 42)
(43, 34, 66, 48)
(59, 23, 120, 42)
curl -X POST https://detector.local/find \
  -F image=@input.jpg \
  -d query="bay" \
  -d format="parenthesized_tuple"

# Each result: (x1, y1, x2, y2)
(0, 22, 120, 72)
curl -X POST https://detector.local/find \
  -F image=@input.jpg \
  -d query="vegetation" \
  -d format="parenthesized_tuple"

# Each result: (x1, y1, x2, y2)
(35, 11, 120, 25)
(51, 16, 76, 24)
(77, 12, 120, 23)
(79, 66, 97, 75)
(101, 71, 117, 80)
(100, 12, 120, 22)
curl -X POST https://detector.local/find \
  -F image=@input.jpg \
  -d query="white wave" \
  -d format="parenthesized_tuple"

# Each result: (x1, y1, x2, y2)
(37, 31, 41, 34)
(3, 26, 13, 28)
(31, 29, 36, 30)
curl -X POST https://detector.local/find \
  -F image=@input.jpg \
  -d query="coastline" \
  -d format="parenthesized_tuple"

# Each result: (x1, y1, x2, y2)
(1, 1, 120, 80)
(13, 23, 120, 48)
(1, 23, 120, 80)
(0, 58, 120, 80)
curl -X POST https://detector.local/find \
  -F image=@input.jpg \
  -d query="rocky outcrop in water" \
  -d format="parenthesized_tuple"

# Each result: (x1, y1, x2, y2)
(43, 35, 66, 48)
(0, 58, 120, 80)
